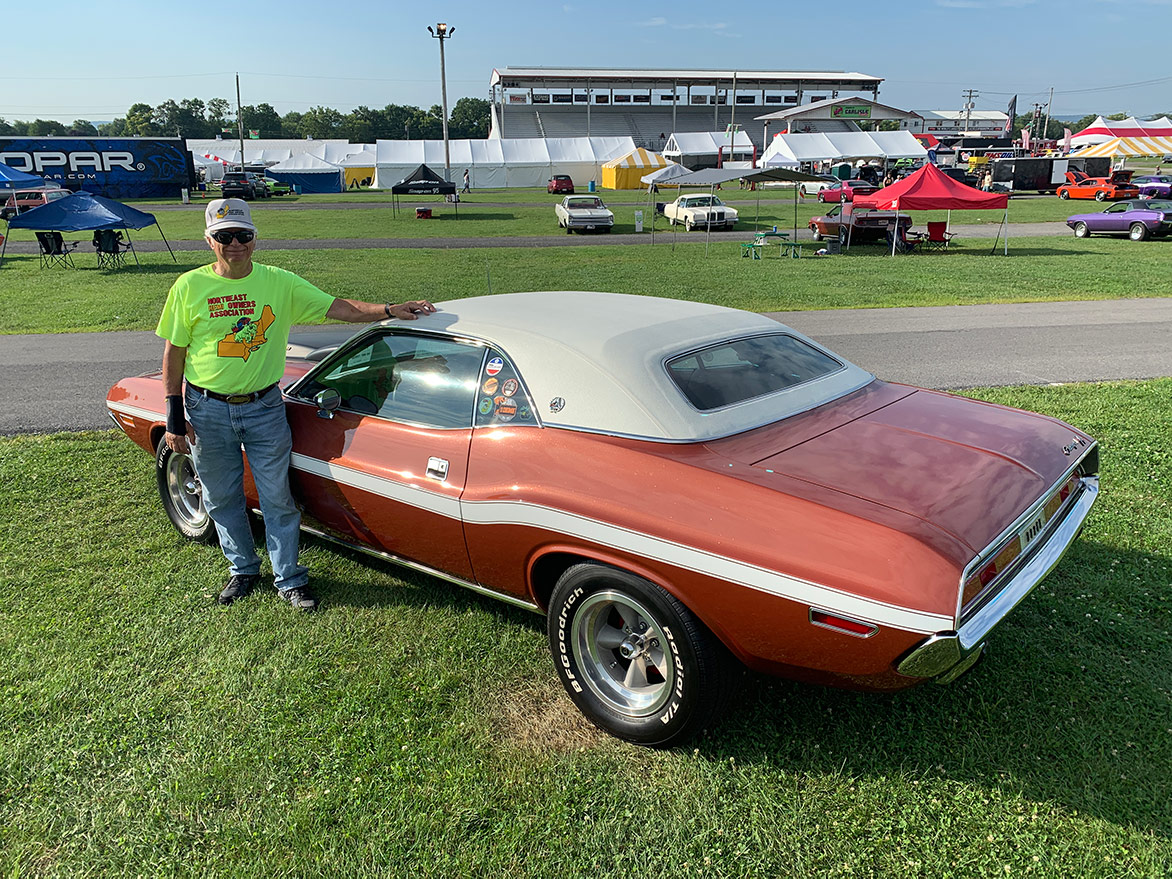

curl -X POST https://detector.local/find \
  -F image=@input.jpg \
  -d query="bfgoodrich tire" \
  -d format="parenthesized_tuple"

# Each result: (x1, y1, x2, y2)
(156, 439, 216, 543)
(547, 563, 738, 747)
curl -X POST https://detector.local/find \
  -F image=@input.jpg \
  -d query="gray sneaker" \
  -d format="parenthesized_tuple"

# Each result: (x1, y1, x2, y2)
(218, 574, 260, 605)
(279, 586, 318, 612)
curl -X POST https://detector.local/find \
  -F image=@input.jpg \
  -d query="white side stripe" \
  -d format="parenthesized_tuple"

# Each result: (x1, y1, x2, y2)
(285, 452, 951, 634)
(107, 401, 163, 423)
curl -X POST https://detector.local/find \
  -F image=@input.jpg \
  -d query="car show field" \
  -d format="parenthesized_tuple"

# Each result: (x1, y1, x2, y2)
(3, 175, 1171, 876)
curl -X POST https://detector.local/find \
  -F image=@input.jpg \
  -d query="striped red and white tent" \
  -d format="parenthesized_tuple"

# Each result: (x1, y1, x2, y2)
(1070, 116, 1172, 148)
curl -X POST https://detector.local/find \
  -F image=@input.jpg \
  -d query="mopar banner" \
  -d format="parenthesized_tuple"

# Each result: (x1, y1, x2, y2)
(0, 137, 194, 199)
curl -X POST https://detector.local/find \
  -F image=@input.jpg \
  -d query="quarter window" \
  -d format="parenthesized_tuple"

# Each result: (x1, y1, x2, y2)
(473, 348, 538, 428)
(298, 332, 484, 429)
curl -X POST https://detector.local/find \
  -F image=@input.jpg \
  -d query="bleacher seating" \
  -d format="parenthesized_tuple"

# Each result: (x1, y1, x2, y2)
(494, 105, 769, 151)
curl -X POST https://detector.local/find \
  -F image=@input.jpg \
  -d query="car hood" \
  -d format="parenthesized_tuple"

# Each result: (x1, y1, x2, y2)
(714, 385, 1090, 554)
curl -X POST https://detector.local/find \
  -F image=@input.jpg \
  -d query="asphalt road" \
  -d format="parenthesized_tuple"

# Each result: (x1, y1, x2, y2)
(2, 298, 1169, 435)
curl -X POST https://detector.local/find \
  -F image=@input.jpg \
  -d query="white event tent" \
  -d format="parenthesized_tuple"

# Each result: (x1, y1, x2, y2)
(265, 153, 345, 193)
(374, 136, 634, 189)
(760, 130, 927, 166)
(663, 131, 756, 164)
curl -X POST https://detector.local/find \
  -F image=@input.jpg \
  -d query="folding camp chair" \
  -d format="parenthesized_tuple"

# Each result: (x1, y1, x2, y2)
(35, 231, 79, 268)
(922, 221, 956, 252)
(93, 229, 132, 269)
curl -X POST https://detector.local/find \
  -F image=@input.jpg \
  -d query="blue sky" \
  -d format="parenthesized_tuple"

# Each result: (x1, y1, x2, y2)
(3, 0, 1170, 125)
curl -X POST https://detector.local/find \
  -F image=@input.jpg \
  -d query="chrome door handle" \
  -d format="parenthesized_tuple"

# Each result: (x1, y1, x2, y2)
(426, 456, 449, 480)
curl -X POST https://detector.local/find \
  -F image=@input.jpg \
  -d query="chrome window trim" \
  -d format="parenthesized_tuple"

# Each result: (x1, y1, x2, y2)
(285, 327, 490, 431)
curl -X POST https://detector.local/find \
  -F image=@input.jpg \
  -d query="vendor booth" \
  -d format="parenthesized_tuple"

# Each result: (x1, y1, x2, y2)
(602, 149, 671, 189)
(265, 154, 345, 194)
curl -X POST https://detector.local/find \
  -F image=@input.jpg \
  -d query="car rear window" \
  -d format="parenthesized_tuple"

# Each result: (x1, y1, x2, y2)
(666, 334, 844, 411)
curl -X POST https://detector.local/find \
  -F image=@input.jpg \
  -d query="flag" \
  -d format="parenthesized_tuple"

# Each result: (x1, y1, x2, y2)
(1004, 95, 1017, 132)
(1063, 128, 1072, 154)
(1021, 129, 1031, 151)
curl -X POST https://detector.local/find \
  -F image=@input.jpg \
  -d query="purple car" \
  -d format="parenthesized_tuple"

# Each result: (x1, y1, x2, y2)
(1132, 175, 1172, 198)
(1066, 199, 1172, 241)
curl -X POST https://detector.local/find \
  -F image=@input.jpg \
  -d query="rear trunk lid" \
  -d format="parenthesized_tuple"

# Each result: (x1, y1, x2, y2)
(711, 383, 1090, 555)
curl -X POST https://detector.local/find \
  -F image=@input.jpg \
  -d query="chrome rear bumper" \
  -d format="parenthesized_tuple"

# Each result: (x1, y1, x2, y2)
(896, 475, 1099, 680)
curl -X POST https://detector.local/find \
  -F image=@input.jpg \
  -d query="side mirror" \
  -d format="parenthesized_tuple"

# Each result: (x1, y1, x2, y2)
(314, 388, 341, 419)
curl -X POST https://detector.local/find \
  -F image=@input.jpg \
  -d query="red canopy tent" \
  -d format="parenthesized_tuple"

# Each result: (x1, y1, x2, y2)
(853, 163, 1009, 253)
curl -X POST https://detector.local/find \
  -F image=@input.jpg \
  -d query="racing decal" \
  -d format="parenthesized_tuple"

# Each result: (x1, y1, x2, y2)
(216, 304, 275, 360)
(518, 404, 531, 421)
(485, 357, 504, 377)
(549, 397, 565, 413)
(501, 378, 518, 397)
(482, 377, 499, 395)
(478, 397, 494, 415)
(494, 396, 518, 422)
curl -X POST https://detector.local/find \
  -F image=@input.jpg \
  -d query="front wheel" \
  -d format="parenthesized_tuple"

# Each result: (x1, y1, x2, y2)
(685, 221, 695, 232)
(811, 228, 823, 241)
(547, 563, 738, 747)
(1073, 222, 1089, 238)
(1059, 190, 1069, 200)
(156, 439, 216, 543)
(1130, 222, 1149, 241)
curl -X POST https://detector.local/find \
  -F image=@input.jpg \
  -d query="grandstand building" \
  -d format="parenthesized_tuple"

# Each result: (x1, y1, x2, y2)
(489, 67, 883, 152)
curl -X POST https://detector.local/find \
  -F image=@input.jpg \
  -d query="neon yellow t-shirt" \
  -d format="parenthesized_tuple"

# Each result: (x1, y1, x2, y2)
(155, 263, 335, 393)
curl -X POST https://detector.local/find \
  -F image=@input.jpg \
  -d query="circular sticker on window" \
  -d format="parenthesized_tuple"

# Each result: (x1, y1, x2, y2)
(549, 397, 565, 413)
(518, 404, 531, 420)
(501, 378, 519, 397)
(494, 395, 518, 422)
(482, 377, 499, 395)
(478, 397, 494, 415)
(485, 357, 504, 376)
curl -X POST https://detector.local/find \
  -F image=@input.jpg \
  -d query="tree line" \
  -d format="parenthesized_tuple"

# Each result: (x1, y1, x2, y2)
(0, 97, 492, 142)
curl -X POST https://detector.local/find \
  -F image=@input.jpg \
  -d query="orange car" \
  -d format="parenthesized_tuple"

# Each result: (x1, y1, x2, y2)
(1057, 170, 1139, 202)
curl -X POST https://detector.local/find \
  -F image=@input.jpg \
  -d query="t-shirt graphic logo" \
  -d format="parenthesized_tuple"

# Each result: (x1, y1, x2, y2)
(217, 304, 276, 360)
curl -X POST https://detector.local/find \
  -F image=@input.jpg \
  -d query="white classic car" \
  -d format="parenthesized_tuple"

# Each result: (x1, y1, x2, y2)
(554, 195, 614, 233)
(664, 194, 739, 231)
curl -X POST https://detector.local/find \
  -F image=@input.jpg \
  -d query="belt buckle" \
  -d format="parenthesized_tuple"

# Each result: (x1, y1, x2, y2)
(226, 393, 252, 404)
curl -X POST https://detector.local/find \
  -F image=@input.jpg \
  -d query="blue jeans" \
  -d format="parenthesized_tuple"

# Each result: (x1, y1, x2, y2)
(185, 384, 308, 592)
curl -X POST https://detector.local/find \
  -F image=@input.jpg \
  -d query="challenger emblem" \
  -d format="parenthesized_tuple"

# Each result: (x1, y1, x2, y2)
(1062, 437, 1083, 456)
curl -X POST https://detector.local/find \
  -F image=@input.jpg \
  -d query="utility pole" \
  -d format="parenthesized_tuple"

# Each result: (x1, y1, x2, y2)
(236, 73, 245, 172)
(961, 88, 978, 137)
(1041, 86, 1054, 142)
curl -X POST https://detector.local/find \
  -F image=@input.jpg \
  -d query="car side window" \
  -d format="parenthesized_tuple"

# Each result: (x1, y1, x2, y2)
(1107, 204, 1127, 213)
(474, 348, 538, 428)
(298, 332, 484, 429)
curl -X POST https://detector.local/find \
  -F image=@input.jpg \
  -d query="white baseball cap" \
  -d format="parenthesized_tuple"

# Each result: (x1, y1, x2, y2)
(205, 198, 256, 234)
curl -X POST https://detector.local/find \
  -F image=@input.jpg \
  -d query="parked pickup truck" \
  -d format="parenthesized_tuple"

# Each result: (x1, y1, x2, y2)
(664, 194, 738, 231)
(809, 204, 912, 243)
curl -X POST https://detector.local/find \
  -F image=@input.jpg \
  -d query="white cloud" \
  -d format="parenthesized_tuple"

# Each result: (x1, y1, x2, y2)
(637, 16, 667, 26)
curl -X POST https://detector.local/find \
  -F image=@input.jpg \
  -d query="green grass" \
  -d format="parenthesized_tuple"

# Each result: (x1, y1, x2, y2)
(1, 379, 1169, 876)
(0, 235, 1167, 335)
(18, 186, 1084, 247)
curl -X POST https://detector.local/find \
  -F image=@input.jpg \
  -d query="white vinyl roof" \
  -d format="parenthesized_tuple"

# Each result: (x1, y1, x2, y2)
(760, 130, 927, 163)
(385, 291, 873, 441)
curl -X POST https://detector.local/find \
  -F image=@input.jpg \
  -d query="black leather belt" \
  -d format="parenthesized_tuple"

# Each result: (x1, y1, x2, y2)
(188, 381, 279, 404)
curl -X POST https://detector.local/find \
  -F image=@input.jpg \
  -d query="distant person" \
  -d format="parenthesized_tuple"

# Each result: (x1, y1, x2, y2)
(982, 169, 994, 191)
(462, 169, 470, 192)
(882, 172, 895, 188)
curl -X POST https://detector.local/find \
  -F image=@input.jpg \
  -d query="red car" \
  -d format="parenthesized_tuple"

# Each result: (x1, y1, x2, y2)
(547, 174, 574, 194)
(817, 178, 880, 203)
(1057, 170, 1139, 202)
(107, 292, 1099, 746)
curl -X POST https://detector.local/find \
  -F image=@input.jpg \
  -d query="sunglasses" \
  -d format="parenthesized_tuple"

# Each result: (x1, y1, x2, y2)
(211, 229, 255, 245)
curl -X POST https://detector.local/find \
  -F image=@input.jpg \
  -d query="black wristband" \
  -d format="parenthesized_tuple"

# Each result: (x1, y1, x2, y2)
(384, 302, 392, 319)
(166, 395, 186, 435)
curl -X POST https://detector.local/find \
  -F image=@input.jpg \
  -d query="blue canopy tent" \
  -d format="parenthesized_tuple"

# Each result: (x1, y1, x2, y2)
(1, 191, 176, 266)
(0, 163, 46, 190)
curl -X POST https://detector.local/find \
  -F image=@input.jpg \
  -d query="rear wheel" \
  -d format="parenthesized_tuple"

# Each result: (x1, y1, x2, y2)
(1073, 222, 1089, 238)
(155, 439, 216, 543)
(1094, 190, 1108, 201)
(1130, 222, 1149, 241)
(547, 563, 738, 747)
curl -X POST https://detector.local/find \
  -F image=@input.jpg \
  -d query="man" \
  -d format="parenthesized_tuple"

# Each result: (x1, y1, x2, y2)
(157, 198, 435, 611)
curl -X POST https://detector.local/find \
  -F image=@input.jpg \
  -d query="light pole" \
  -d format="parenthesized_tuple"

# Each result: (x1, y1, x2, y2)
(427, 22, 455, 182)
